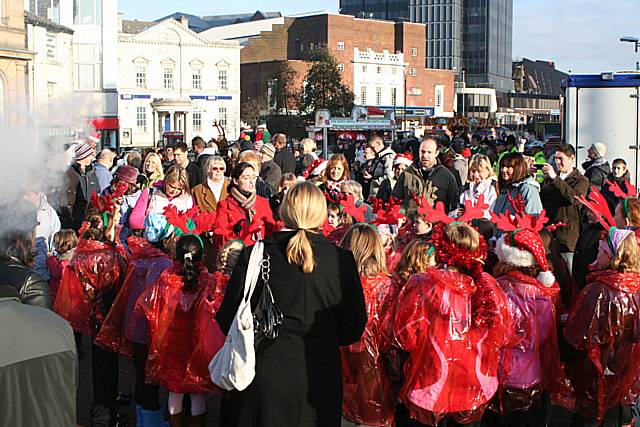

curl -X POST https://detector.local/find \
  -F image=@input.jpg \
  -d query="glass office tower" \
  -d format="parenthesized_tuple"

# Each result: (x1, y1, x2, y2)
(339, 0, 410, 21)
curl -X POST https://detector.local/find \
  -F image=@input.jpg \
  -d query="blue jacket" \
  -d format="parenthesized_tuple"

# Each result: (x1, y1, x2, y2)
(493, 177, 542, 216)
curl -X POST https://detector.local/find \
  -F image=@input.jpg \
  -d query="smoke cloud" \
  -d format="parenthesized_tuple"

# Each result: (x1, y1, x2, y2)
(0, 96, 100, 238)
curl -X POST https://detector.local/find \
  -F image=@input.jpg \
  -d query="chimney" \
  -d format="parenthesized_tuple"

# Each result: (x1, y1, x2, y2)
(180, 15, 189, 28)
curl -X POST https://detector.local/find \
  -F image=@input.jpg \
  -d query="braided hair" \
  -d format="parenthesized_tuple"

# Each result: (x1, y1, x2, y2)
(216, 240, 245, 275)
(175, 234, 203, 291)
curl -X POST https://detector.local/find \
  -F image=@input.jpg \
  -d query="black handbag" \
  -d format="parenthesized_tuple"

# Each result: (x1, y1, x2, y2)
(253, 253, 283, 347)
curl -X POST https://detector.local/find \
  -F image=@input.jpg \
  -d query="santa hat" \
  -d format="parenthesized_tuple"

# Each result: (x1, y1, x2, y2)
(87, 130, 101, 143)
(495, 230, 555, 286)
(303, 158, 328, 179)
(394, 152, 413, 167)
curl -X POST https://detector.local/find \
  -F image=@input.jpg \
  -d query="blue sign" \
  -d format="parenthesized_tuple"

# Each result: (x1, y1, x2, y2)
(120, 94, 151, 100)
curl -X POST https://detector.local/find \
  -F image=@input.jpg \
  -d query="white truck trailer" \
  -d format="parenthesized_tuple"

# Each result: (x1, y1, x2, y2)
(564, 73, 640, 185)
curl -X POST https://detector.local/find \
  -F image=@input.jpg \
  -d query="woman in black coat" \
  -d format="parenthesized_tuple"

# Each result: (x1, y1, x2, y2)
(216, 181, 367, 427)
(0, 200, 52, 309)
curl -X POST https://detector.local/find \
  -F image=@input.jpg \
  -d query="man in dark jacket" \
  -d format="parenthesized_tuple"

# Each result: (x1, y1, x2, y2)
(174, 142, 203, 189)
(260, 143, 283, 193)
(540, 143, 589, 273)
(272, 133, 296, 174)
(581, 142, 610, 191)
(392, 138, 459, 215)
(61, 143, 99, 231)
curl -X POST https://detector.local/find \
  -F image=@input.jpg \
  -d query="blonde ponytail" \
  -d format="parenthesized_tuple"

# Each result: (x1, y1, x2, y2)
(287, 230, 315, 273)
(279, 182, 327, 273)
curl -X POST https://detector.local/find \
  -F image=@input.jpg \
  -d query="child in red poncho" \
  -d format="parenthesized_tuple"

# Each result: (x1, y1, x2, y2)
(339, 223, 396, 426)
(53, 204, 127, 425)
(136, 233, 226, 425)
(489, 207, 566, 424)
(325, 202, 352, 244)
(393, 222, 512, 426)
(557, 227, 640, 426)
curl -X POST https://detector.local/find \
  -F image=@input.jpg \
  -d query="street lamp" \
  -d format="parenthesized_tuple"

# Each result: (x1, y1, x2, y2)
(621, 37, 640, 52)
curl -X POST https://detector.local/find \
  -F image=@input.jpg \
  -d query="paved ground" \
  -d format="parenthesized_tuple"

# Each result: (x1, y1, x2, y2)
(76, 336, 221, 426)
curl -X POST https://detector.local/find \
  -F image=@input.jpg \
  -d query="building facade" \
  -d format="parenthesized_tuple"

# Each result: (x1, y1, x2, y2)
(25, 11, 74, 116)
(118, 17, 241, 148)
(0, 0, 33, 122)
(343, 0, 514, 94)
(236, 13, 454, 119)
(25, 0, 120, 147)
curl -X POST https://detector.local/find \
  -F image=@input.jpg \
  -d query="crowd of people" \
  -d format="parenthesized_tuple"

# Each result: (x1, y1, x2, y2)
(2, 125, 640, 427)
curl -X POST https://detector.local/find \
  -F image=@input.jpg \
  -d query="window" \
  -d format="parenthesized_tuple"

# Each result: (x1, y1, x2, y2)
(46, 31, 56, 60)
(362, 65, 367, 73)
(136, 106, 146, 132)
(376, 66, 382, 74)
(360, 87, 367, 105)
(337, 63, 344, 73)
(163, 66, 174, 90)
(74, 44, 101, 90)
(135, 65, 146, 88)
(192, 67, 202, 90)
(376, 87, 382, 105)
(218, 69, 228, 91)
(411, 47, 418, 57)
(218, 106, 227, 127)
(391, 87, 397, 106)
(30, 0, 61, 23)
(409, 68, 417, 77)
(193, 108, 202, 132)
(337, 42, 345, 51)
(73, 0, 102, 25)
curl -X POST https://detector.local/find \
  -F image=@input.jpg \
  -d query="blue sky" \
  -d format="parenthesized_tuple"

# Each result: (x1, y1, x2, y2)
(120, 0, 640, 73)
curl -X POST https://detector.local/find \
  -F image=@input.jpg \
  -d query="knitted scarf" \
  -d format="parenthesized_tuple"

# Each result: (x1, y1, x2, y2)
(230, 186, 257, 221)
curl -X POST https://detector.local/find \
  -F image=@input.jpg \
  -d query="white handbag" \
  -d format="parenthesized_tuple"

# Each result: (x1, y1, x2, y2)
(209, 241, 264, 391)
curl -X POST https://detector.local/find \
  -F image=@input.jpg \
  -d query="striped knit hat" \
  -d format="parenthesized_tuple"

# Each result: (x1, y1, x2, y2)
(75, 143, 94, 161)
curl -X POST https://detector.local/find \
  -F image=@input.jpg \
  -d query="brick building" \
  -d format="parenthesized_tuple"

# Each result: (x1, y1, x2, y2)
(239, 12, 455, 118)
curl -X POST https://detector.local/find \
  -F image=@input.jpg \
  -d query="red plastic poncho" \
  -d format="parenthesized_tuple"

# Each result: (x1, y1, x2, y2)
(554, 270, 640, 422)
(494, 271, 567, 414)
(95, 236, 172, 356)
(341, 273, 396, 426)
(186, 271, 229, 384)
(393, 268, 512, 426)
(135, 263, 222, 394)
(53, 238, 125, 336)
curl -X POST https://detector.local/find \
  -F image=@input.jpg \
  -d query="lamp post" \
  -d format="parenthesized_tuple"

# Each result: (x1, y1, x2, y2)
(461, 69, 466, 118)
(621, 36, 640, 53)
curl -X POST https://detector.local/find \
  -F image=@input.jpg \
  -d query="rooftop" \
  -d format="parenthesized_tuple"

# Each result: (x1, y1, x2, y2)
(24, 11, 73, 34)
(154, 10, 282, 33)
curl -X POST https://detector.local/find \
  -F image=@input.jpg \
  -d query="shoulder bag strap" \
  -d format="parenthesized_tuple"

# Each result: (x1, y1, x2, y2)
(243, 241, 264, 302)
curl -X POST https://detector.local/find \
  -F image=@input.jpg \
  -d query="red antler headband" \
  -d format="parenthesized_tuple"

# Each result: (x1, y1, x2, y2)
(163, 205, 217, 246)
(606, 179, 638, 219)
(89, 181, 128, 214)
(491, 195, 556, 286)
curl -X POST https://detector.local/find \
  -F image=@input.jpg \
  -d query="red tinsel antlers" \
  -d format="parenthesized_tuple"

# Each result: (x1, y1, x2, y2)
(89, 181, 128, 213)
(371, 197, 406, 225)
(606, 179, 637, 199)
(163, 205, 217, 235)
(576, 187, 617, 231)
(491, 194, 549, 233)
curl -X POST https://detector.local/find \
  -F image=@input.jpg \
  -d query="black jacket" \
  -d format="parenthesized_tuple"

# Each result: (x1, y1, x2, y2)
(391, 162, 460, 215)
(260, 160, 282, 194)
(582, 159, 611, 191)
(61, 163, 99, 230)
(217, 231, 367, 427)
(185, 161, 204, 189)
(0, 257, 52, 309)
(273, 147, 296, 175)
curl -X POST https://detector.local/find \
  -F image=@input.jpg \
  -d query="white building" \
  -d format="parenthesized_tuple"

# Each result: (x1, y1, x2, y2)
(24, 11, 74, 116)
(25, 0, 120, 147)
(118, 17, 241, 148)
(199, 16, 285, 46)
(352, 48, 405, 108)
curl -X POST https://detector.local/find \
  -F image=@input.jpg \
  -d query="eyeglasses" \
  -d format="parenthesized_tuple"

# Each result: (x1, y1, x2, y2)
(209, 167, 225, 171)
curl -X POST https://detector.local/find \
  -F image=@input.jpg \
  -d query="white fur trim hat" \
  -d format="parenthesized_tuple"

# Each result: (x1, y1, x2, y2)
(496, 231, 556, 287)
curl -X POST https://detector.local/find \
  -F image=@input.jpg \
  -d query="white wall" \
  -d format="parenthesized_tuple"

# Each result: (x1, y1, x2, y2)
(118, 19, 241, 147)
(200, 17, 284, 43)
(352, 48, 405, 107)
(26, 22, 74, 113)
